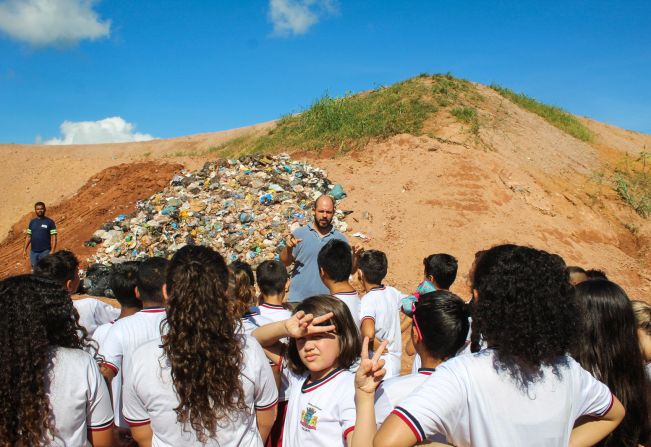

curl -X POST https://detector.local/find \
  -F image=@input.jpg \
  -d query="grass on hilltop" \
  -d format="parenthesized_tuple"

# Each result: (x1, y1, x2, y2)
(490, 84, 592, 142)
(208, 73, 483, 157)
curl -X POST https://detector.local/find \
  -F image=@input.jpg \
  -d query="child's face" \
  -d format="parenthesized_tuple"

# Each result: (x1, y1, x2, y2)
(638, 328, 651, 362)
(297, 332, 340, 378)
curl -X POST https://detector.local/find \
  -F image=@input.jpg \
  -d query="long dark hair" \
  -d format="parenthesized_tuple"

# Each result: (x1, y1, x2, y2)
(0, 274, 91, 445)
(573, 280, 649, 446)
(162, 245, 247, 443)
(470, 244, 579, 388)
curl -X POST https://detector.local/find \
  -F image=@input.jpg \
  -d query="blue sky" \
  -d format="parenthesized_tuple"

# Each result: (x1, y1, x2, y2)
(1, 0, 649, 144)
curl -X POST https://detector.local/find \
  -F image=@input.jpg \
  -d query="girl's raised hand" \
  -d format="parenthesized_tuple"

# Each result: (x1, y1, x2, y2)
(284, 310, 336, 339)
(355, 336, 388, 395)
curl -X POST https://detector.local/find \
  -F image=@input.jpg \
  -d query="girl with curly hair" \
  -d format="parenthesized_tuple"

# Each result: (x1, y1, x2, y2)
(357, 244, 625, 447)
(0, 275, 113, 446)
(121, 245, 278, 446)
(573, 280, 650, 447)
(252, 294, 363, 446)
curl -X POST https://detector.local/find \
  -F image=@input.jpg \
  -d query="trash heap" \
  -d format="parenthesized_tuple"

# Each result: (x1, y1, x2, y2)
(85, 154, 348, 269)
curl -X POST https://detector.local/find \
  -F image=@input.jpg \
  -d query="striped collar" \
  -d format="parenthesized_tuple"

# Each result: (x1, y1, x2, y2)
(260, 302, 286, 310)
(335, 291, 358, 296)
(301, 368, 345, 393)
(141, 307, 165, 313)
(417, 367, 436, 376)
(369, 285, 386, 292)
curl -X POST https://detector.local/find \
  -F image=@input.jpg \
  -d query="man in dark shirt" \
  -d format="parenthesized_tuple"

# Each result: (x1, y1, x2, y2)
(23, 201, 57, 269)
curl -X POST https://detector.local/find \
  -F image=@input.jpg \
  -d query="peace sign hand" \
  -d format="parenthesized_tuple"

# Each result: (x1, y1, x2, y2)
(355, 337, 388, 395)
(284, 310, 336, 339)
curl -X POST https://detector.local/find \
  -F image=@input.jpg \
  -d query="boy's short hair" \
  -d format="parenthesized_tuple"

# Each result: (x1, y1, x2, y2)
(230, 260, 255, 286)
(110, 261, 142, 308)
(137, 257, 168, 303)
(358, 250, 388, 285)
(33, 250, 79, 286)
(423, 253, 458, 289)
(317, 239, 352, 282)
(585, 269, 608, 280)
(256, 260, 288, 295)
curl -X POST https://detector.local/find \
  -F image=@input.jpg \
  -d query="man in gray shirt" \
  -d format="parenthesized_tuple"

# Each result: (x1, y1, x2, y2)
(280, 195, 349, 302)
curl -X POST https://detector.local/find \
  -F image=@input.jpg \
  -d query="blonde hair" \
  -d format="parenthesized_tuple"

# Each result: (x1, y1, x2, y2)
(631, 300, 651, 334)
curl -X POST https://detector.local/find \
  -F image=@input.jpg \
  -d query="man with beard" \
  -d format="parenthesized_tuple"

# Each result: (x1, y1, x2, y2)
(23, 201, 57, 269)
(280, 195, 350, 303)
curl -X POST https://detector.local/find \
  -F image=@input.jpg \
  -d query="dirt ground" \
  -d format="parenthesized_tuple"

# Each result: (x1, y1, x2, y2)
(1, 84, 650, 302)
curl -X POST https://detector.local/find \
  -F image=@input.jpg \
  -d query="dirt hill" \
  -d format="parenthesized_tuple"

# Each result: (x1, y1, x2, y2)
(1, 77, 650, 301)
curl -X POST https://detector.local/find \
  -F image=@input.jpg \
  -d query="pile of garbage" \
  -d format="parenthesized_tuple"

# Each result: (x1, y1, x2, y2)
(85, 154, 349, 272)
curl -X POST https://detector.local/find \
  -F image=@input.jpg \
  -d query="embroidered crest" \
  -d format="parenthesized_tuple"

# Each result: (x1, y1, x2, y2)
(300, 405, 318, 430)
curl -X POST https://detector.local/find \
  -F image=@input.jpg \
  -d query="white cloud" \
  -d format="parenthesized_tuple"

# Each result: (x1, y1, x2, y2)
(269, 0, 337, 36)
(0, 0, 110, 47)
(43, 117, 155, 145)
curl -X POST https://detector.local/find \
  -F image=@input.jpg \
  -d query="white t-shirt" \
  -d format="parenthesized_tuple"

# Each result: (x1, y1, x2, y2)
(374, 368, 446, 443)
(122, 335, 278, 446)
(332, 291, 361, 328)
(282, 367, 356, 447)
(73, 297, 120, 337)
(92, 321, 126, 427)
(395, 350, 614, 447)
(258, 302, 292, 323)
(45, 347, 114, 446)
(241, 308, 274, 336)
(360, 285, 403, 378)
(99, 306, 167, 428)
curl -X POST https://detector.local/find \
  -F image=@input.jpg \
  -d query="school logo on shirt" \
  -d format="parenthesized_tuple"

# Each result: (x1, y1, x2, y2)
(300, 405, 319, 430)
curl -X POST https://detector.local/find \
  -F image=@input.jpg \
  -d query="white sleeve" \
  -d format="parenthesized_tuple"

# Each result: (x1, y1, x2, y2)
(573, 362, 614, 418)
(94, 299, 121, 325)
(249, 337, 279, 410)
(86, 355, 114, 432)
(99, 324, 122, 374)
(121, 353, 151, 427)
(393, 365, 464, 443)
(339, 376, 357, 442)
(373, 383, 394, 426)
(360, 294, 376, 325)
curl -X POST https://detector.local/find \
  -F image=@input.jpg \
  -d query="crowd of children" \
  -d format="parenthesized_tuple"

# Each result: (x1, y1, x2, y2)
(1, 234, 650, 446)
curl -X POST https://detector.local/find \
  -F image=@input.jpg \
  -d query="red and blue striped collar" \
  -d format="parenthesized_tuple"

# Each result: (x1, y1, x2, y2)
(140, 307, 165, 313)
(260, 302, 286, 310)
(370, 285, 386, 292)
(301, 368, 345, 393)
(417, 367, 436, 376)
(335, 291, 358, 296)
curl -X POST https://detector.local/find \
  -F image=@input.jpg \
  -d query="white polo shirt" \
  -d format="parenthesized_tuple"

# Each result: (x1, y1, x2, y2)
(122, 335, 278, 446)
(332, 291, 361, 328)
(99, 306, 166, 428)
(73, 297, 120, 337)
(360, 285, 404, 378)
(394, 350, 614, 447)
(93, 320, 126, 427)
(258, 302, 292, 323)
(282, 367, 356, 447)
(374, 368, 446, 443)
(46, 347, 114, 446)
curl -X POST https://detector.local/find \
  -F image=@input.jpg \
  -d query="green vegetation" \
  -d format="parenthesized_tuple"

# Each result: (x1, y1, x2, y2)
(451, 106, 480, 135)
(490, 84, 592, 142)
(614, 151, 651, 218)
(208, 73, 484, 157)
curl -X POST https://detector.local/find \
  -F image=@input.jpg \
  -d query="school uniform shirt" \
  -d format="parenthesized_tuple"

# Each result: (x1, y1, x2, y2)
(393, 349, 614, 447)
(73, 297, 120, 337)
(282, 367, 356, 447)
(332, 291, 361, 328)
(45, 347, 114, 446)
(241, 307, 275, 336)
(360, 285, 403, 378)
(122, 335, 278, 447)
(93, 320, 128, 428)
(99, 306, 167, 428)
(374, 368, 447, 444)
(258, 302, 292, 323)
